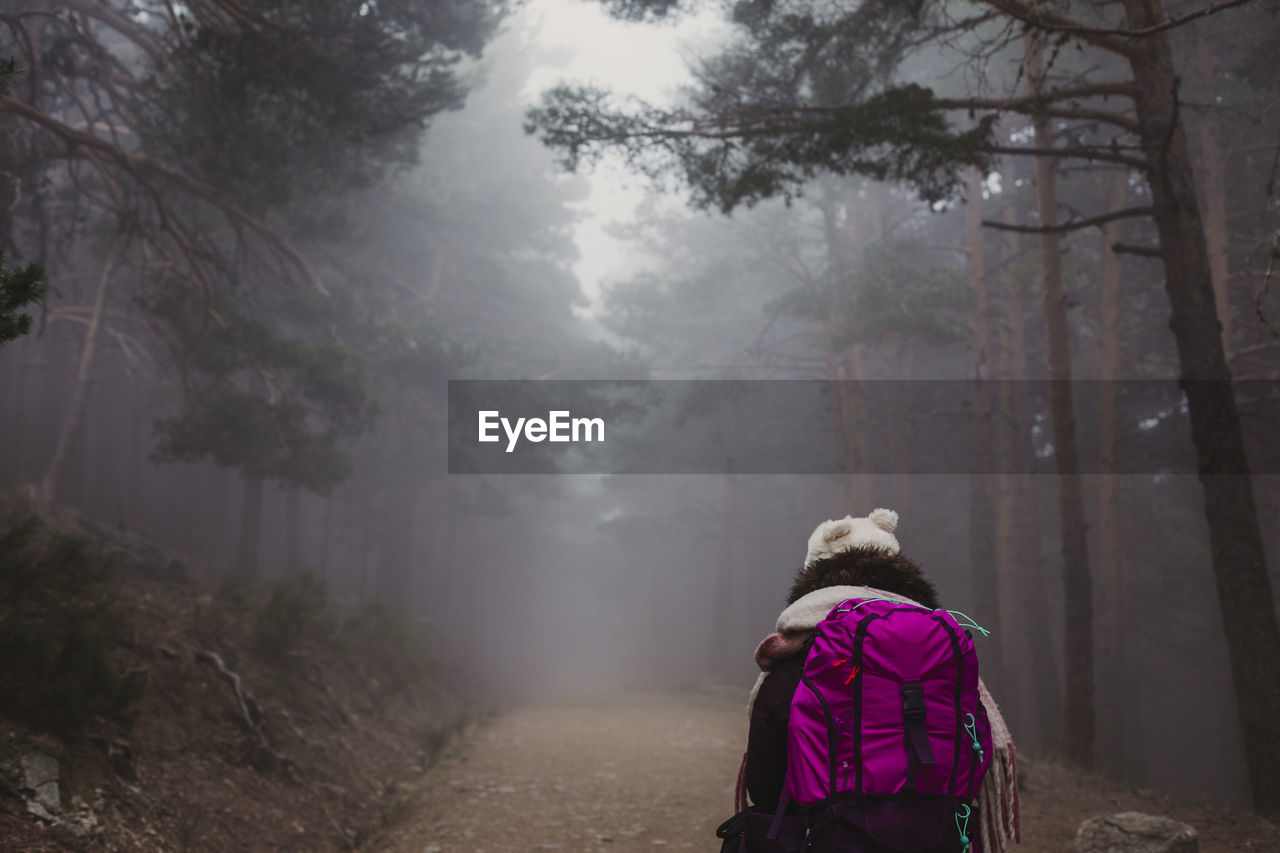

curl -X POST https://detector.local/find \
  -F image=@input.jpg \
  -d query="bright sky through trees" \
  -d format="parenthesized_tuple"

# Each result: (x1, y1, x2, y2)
(517, 0, 727, 314)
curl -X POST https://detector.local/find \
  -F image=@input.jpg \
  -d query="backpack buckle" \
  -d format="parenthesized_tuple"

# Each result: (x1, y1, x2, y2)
(902, 683, 927, 719)
(901, 680, 937, 789)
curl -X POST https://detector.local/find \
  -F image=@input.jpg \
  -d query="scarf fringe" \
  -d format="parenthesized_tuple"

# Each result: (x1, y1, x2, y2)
(977, 680, 1021, 851)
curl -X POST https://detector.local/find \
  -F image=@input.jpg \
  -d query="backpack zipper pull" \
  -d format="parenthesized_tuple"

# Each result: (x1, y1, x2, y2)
(963, 712, 984, 763)
(946, 610, 991, 637)
(954, 803, 972, 853)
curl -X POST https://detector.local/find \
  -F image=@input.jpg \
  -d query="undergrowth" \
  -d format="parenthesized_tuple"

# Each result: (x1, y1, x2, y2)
(0, 497, 448, 738)
(196, 573, 440, 700)
(0, 513, 145, 734)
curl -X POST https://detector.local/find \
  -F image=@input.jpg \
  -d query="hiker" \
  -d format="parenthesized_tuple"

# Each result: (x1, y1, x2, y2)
(719, 508, 1020, 853)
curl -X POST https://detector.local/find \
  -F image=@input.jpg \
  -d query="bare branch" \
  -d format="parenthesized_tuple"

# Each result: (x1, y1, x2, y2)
(1230, 341, 1280, 362)
(934, 90, 1140, 133)
(980, 0, 1143, 57)
(0, 95, 329, 297)
(983, 206, 1153, 234)
(987, 0, 1256, 41)
(60, 0, 170, 66)
(1111, 241, 1164, 257)
(983, 143, 1150, 170)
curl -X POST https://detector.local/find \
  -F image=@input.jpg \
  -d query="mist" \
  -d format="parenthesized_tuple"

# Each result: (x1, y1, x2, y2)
(2, 0, 1279, 849)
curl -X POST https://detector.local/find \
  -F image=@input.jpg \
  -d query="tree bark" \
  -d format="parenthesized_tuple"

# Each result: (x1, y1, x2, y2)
(997, 197, 1062, 752)
(37, 252, 116, 507)
(1026, 31, 1095, 768)
(965, 168, 1003, 691)
(1096, 167, 1129, 776)
(993, 203, 1022, 735)
(1194, 21, 1232, 352)
(1122, 0, 1280, 817)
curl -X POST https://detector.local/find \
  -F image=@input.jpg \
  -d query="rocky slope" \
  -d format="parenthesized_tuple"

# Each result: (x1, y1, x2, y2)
(0, 496, 470, 852)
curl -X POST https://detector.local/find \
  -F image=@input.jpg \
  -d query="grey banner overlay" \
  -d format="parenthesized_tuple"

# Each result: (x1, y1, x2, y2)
(447, 380, 1280, 475)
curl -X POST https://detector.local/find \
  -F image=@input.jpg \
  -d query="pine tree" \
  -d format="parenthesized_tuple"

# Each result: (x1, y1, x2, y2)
(528, 0, 1280, 812)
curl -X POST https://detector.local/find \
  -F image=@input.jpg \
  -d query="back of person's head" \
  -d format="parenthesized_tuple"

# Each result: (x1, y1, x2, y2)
(786, 508, 939, 608)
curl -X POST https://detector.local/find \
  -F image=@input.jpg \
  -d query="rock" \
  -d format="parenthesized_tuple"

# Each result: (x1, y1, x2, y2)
(20, 753, 61, 813)
(62, 807, 100, 837)
(33, 781, 61, 812)
(20, 753, 59, 789)
(26, 801, 54, 821)
(1074, 812, 1198, 853)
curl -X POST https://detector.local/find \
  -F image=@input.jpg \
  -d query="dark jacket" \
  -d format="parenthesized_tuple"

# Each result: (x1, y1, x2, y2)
(744, 652, 803, 813)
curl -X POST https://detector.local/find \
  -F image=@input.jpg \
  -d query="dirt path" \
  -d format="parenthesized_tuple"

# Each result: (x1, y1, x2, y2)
(363, 692, 1280, 853)
(363, 693, 742, 853)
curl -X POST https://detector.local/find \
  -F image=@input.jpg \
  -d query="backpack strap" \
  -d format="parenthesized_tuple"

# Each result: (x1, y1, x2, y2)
(901, 679, 937, 791)
(766, 770, 792, 841)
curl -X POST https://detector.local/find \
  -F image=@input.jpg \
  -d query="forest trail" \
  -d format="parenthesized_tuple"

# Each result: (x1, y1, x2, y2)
(361, 693, 741, 853)
(361, 692, 1280, 853)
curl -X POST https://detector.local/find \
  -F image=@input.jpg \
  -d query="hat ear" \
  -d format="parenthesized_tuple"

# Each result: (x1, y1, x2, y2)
(868, 508, 898, 533)
(823, 518, 853, 543)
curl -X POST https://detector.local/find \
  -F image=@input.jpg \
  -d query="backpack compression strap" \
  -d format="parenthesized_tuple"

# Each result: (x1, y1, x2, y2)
(901, 679, 937, 791)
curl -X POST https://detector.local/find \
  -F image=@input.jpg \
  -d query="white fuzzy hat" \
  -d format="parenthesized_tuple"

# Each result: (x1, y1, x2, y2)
(804, 508, 900, 567)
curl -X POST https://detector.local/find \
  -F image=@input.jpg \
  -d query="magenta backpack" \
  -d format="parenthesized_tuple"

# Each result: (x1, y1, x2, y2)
(762, 596, 993, 852)
(718, 596, 995, 853)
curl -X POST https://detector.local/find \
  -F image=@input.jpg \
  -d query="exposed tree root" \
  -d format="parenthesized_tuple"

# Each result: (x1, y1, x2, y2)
(193, 648, 297, 779)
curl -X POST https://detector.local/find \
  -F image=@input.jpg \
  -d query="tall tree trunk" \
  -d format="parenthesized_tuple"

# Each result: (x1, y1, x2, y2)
(997, 200, 1062, 752)
(993, 203, 1021, 733)
(2, 350, 19, 483)
(1194, 22, 1232, 353)
(319, 497, 333, 584)
(821, 185, 869, 512)
(359, 512, 376, 601)
(1097, 168, 1129, 776)
(234, 474, 265, 581)
(378, 426, 421, 607)
(1026, 32, 1095, 767)
(38, 252, 116, 507)
(833, 342, 871, 512)
(965, 168, 1002, 690)
(885, 336, 912, 513)
(711, 471, 738, 679)
(285, 486, 302, 577)
(1122, 0, 1280, 816)
(378, 481, 419, 606)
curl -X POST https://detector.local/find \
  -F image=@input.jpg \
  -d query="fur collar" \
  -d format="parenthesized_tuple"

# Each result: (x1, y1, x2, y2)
(786, 546, 939, 607)
(775, 584, 923, 634)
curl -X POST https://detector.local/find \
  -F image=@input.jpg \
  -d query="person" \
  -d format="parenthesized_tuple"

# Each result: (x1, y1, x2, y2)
(725, 509, 1020, 853)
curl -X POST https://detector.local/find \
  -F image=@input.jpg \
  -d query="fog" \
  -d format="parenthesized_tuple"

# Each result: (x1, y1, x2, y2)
(2, 0, 1279, 827)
